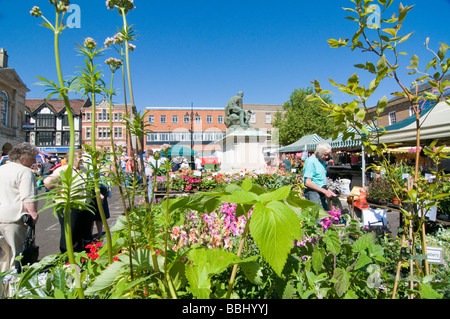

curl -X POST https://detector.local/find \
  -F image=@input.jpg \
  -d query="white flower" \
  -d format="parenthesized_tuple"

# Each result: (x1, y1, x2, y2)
(84, 37, 97, 50)
(105, 57, 123, 72)
(128, 43, 136, 51)
(104, 37, 115, 47)
(30, 6, 42, 17)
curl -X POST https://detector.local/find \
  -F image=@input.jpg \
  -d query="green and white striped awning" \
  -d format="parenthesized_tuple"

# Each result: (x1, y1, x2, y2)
(278, 134, 325, 153)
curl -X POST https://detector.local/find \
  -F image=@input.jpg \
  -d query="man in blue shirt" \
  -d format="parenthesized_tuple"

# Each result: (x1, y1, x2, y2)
(303, 142, 336, 210)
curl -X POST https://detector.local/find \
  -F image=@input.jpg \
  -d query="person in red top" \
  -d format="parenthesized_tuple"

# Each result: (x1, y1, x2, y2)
(126, 156, 134, 173)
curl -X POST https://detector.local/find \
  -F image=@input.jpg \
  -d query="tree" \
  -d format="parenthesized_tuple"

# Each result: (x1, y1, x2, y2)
(273, 87, 335, 146)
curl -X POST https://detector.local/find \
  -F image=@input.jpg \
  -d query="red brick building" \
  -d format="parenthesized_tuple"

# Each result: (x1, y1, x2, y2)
(81, 99, 128, 152)
(144, 104, 282, 156)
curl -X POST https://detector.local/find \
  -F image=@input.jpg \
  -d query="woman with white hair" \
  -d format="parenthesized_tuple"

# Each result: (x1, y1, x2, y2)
(0, 142, 39, 272)
(302, 142, 336, 210)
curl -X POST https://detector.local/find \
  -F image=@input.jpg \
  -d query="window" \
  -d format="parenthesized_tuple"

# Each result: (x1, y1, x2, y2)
(147, 133, 158, 142)
(265, 113, 272, 124)
(98, 127, 110, 139)
(114, 113, 123, 122)
(98, 109, 109, 121)
(389, 111, 397, 125)
(114, 127, 123, 139)
(172, 115, 178, 124)
(195, 114, 201, 124)
(206, 115, 212, 124)
(217, 115, 223, 124)
(62, 131, 70, 146)
(36, 114, 56, 129)
(86, 127, 91, 139)
(85, 112, 92, 121)
(62, 114, 69, 128)
(148, 115, 155, 124)
(160, 115, 166, 124)
(160, 133, 169, 141)
(184, 115, 190, 124)
(249, 113, 256, 123)
(1, 91, 8, 127)
(36, 131, 55, 146)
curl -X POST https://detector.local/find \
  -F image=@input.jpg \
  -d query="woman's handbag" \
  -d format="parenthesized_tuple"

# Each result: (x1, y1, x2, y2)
(15, 215, 39, 273)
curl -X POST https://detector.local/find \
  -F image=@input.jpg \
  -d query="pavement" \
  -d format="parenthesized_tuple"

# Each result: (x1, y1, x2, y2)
(35, 186, 126, 259)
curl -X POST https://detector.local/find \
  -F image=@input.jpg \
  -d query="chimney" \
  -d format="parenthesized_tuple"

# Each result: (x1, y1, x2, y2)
(0, 48, 8, 68)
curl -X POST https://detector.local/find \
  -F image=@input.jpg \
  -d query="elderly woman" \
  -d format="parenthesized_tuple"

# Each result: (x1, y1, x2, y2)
(0, 142, 39, 272)
(303, 142, 336, 211)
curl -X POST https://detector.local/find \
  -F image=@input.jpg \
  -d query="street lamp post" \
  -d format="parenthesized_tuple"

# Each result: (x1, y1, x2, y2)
(186, 102, 198, 170)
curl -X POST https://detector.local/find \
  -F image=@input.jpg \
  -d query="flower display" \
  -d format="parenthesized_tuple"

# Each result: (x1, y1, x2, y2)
(170, 202, 248, 252)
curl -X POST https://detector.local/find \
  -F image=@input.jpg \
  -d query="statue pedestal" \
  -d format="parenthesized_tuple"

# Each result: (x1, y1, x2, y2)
(218, 128, 269, 174)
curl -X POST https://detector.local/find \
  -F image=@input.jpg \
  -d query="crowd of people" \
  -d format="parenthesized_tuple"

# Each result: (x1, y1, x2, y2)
(0, 144, 113, 274)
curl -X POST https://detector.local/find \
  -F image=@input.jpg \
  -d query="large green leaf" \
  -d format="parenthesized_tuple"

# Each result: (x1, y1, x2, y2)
(250, 201, 300, 276)
(84, 261, 127, 296)
(258, 185, 292, 204)
(185, 248, 243, 299)
(323, 229, 341, 256)
(220, 191, 259, 204)
(333, 268, 351, 297)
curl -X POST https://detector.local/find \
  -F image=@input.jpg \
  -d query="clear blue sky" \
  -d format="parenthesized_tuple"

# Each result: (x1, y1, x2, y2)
(0, 0, 449, 112)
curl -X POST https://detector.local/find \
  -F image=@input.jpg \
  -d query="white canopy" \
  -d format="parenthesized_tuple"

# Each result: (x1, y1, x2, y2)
(378, 101, 450, 145)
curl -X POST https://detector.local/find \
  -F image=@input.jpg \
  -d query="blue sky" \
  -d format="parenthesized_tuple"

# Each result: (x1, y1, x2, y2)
(0, 0, 449, 112)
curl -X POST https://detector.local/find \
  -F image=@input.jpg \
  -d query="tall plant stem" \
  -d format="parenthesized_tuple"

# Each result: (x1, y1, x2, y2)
(226, 212, 250, 299)
(163, 169, 171, 291)
(119, 8, 158, 272)
(107, 72, 135, 279)
(53, 11, 84, 299)
(90, 91, 113, 264)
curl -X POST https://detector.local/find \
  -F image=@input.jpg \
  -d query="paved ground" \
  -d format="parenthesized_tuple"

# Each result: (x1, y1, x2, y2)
(35, 186, 126, 258)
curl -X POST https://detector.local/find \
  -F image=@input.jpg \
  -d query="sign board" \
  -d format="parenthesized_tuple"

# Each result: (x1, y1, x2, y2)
(427, 247, 443, 264)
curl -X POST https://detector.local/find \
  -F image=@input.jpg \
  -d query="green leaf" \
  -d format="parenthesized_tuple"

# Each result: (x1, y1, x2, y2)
(352, 233, 374, 253)
(333, 268, 351, 297)
(376, 96, 388, 115)
(221, 191, 259, 204)
(410, 54, 419, 69)
(354, 251, 372, 270)
(421, 283, 443, 299)
(240, 260, 264, 285)
(84, 261, 127, 295)
(312, 246, 325, 274)
(185, 248, 244, 299)
(250, 202, 300, 276)
(241, 178, 253, 191)
(258, 185, 292, 204)
(324, 230, 341, 255)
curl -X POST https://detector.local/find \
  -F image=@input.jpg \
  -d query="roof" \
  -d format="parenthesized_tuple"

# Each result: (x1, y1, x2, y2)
(25, 98, 91, 115)
(278, 134, 325, 153)
(378, 100, 450, 145)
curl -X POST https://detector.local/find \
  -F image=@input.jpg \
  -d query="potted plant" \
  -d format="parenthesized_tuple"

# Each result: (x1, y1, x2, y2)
(367, 178, 395, 205)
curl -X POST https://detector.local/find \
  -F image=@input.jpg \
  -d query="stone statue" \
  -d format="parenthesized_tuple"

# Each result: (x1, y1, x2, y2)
(225, 91, 253, 129)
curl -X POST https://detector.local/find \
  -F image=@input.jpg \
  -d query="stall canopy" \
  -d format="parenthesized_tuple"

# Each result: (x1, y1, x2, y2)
(278, 134, 325, 153)
(168, 145, 198, 157)
(378, 101, 450, 145)
(0, 150, 54, 165)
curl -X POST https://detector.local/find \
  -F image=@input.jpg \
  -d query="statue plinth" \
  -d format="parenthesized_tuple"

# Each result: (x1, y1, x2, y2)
(218, 127, 269, 173)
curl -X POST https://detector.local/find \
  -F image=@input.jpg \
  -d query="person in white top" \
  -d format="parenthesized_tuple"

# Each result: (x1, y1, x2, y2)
(0, 142, 39, 272)
(194, 156, 202, 170)
(44, 150, 93, 253)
